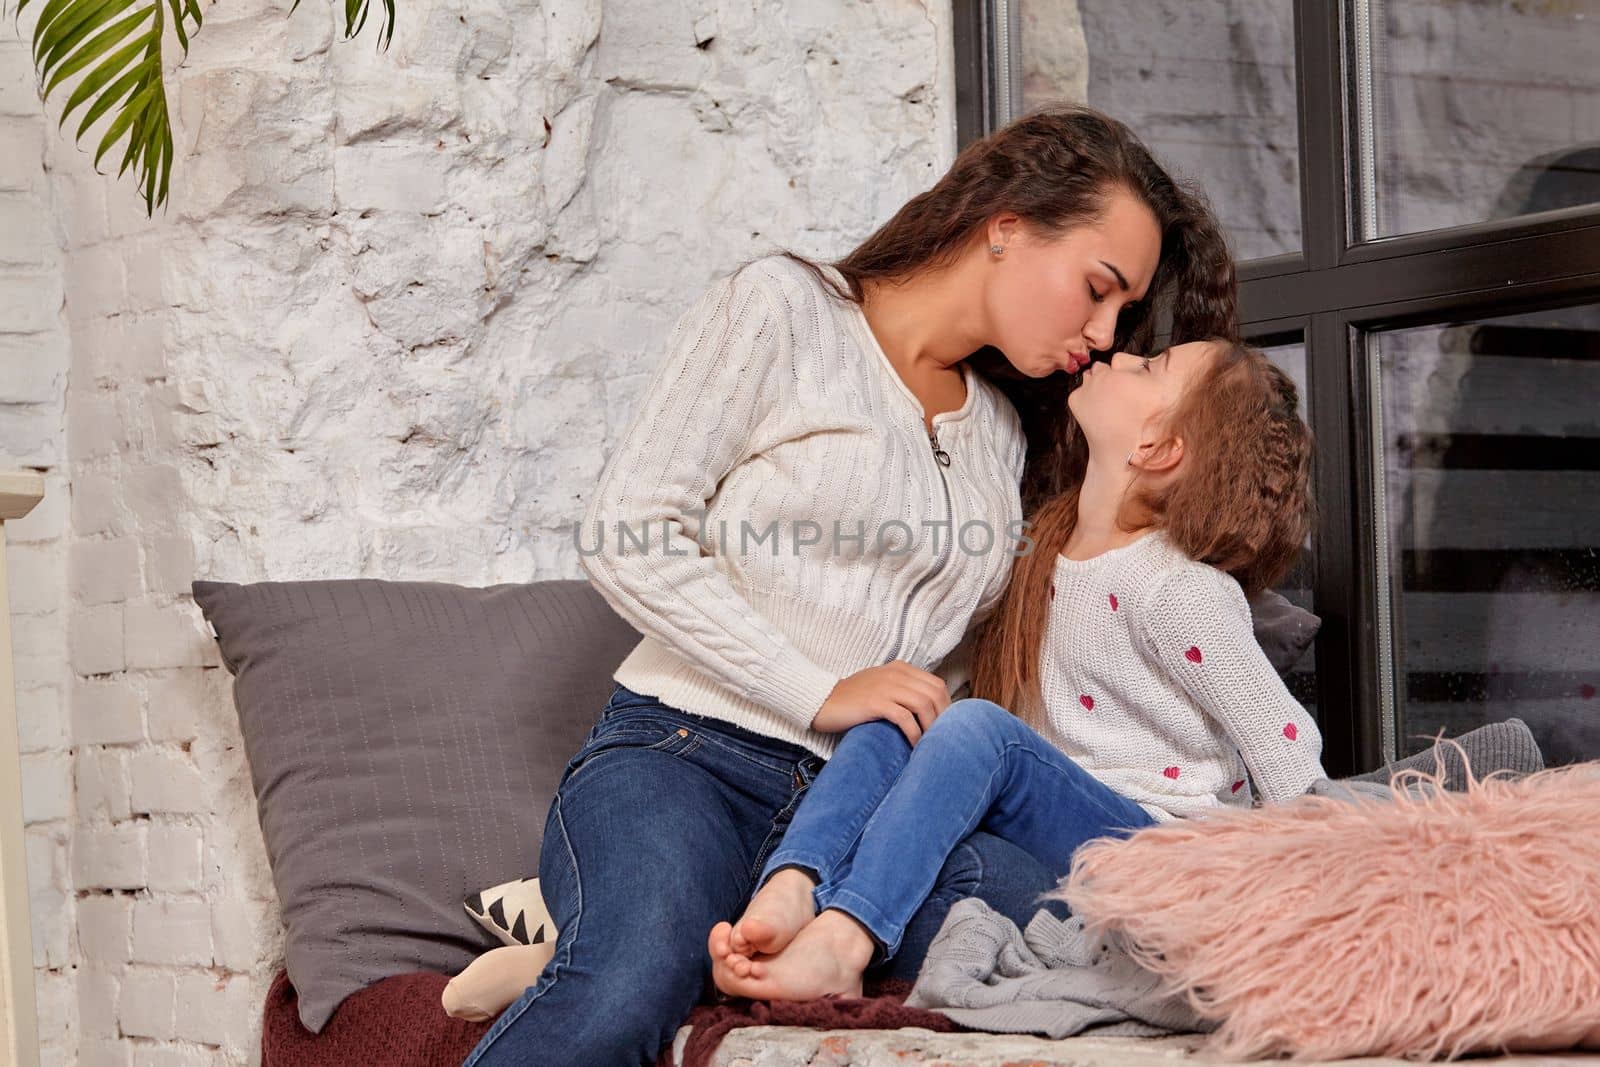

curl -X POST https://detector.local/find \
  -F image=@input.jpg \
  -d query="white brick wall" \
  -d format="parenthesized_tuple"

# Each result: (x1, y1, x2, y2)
(7, 0, 961, 1061)
(2, 29, 76, 1067)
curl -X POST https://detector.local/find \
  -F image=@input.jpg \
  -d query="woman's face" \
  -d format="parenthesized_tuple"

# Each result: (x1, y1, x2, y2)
(981, 189, 1163, 378)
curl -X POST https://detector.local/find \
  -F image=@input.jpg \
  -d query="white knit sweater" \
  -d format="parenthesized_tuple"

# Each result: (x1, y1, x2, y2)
(1040, 531, 1327, 821)
(578, 255, 1028, 758)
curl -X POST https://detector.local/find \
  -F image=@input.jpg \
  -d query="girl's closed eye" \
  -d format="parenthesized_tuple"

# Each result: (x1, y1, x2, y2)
(1088, 283, 1106, 304)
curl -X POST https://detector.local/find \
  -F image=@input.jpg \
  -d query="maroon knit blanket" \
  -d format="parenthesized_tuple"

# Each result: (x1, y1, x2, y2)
(259, 968, 955, 1067)
(260, 970, 491, 1067)
(659, 980, 964, 1067)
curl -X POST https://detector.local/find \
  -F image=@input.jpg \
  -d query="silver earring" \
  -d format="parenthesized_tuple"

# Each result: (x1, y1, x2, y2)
(990, 244, 1005, 256)
(1125, 451, 1134, 466)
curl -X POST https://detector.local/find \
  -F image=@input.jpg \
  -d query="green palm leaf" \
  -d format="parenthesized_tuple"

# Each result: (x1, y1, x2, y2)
(5, 0, 197, 215)
(6, 0, 396, 216)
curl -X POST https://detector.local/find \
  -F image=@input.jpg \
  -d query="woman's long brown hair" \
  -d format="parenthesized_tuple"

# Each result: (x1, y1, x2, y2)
(765, 102, 1239, 516)
(971, 344, 1315, 727)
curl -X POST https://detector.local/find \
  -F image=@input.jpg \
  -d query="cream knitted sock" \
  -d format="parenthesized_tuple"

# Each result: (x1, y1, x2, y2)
(441, 943, 557, 1022)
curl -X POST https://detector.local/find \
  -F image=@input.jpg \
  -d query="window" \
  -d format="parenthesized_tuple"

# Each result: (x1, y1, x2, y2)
(1013, 1, 1301, 260)
(1354, 1, 1600, 239)
(1263, 338, 1318, 719)
(1372, 304, 1600, 767)
(958, 0, 1600, 773)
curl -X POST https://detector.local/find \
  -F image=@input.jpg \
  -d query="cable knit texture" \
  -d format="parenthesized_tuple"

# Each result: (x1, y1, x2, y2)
(1041, 531, 1327, 820)
(579, 255, 1027, 757)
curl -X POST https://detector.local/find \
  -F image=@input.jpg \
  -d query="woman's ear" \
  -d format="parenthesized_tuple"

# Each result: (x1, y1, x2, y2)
(987, 212, 1023, 249)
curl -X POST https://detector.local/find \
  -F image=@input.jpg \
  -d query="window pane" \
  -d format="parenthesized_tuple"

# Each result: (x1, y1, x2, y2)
(1372, 304, 1600, 766)
(1352, 0, 1600, 240)
(1017, 1, 1301, 261)
(1261, 340, 1309, 420)
(1260, 341, 1316, 718)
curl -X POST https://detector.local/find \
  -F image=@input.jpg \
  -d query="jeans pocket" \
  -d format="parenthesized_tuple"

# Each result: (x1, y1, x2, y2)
(564, 712, 701, 782)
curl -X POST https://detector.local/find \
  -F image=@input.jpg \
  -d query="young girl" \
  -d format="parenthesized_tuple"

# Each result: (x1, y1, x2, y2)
(707, 338, 1324, 1000)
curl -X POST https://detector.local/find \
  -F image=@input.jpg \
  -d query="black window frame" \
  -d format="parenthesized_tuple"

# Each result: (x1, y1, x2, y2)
(957, 0, 1600, 775)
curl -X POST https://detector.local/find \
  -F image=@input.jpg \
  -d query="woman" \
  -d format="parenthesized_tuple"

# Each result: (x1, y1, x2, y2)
(461, 104, 1236, 1067)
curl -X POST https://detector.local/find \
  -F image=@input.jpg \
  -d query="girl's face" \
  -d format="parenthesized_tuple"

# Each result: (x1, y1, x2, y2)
(981, 188, 1163, 378)
(1067, 341, 1221, 465)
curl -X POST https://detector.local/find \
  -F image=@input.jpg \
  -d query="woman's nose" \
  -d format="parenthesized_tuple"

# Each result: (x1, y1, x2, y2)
(1083, 306, 1118, 350)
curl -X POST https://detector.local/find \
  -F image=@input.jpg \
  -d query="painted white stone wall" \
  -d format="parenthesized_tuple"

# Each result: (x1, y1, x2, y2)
(8, 0, 962, 1062)
(2, 32, 78, 1067)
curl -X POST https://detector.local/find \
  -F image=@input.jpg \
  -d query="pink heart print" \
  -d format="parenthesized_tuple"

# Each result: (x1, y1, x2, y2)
(1284, 723, 1298, 741)
(1080, 694, 1095, 711)
(1163, 766, 1180, 780)
(1232, 780, 1245, 793)
(1108, 594, 1118, 611)
(1185, 646, 1203, 664)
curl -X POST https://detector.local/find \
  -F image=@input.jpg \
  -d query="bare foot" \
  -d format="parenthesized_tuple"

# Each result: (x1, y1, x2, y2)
(708, 926, 759, 995)
(711, 909, 875, 1001)
(730, 868, 818, 957)
(707, 869, 820, 994)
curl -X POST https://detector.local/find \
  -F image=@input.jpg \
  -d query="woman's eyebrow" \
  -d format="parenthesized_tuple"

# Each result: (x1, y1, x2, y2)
(1099, 261, 1131, 291)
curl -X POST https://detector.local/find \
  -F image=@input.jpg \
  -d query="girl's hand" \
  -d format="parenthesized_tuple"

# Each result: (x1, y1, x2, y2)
(810, 662, 951, 744)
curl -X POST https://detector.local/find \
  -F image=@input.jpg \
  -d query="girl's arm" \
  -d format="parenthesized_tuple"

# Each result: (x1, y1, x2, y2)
(1142, 565, 1328, 803)
(579, 267, 841, 729)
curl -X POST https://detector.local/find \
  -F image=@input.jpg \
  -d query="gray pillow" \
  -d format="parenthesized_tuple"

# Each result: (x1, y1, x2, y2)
(192, 579, 640, 1032)
(1246, 588, 1321, 680)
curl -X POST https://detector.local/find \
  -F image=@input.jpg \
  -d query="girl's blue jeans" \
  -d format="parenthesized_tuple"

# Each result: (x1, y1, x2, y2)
(758, 697, 1157, 958)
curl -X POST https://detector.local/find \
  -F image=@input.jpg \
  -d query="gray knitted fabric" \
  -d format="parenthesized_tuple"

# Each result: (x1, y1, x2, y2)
(905, 897, 1211, 1039)
(1346, 718, 1544, 791)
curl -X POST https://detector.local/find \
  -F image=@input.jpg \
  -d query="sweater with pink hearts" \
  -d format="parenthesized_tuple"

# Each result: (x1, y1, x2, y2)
(1039, 530, 1327, 822)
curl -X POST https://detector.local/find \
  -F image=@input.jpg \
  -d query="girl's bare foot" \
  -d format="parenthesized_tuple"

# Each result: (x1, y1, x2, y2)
(708, 926, 759, 994)
(729, 868, 818, 956)
(712, 909, 875, 1001)
(707, 868, 820, 993)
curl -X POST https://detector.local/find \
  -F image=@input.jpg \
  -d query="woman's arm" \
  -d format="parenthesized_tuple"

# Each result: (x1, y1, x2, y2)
(579, 266, 841, 729)
(1141, 565, 1328, 803)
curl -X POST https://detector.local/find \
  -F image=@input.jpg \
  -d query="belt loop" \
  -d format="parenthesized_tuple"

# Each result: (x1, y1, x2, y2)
(796, 755, 823, 788)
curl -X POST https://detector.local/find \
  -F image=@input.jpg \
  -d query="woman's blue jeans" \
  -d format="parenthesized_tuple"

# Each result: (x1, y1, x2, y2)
(459, 685, 1062, 1067)
(759, 698, 1157, 958)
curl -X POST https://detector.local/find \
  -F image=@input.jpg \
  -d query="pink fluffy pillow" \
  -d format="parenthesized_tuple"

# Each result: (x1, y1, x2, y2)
(1059, 760, 1600, 1061)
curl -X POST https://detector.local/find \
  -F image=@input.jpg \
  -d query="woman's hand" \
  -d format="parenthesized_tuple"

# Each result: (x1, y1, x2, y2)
(810, 662, 952, 745)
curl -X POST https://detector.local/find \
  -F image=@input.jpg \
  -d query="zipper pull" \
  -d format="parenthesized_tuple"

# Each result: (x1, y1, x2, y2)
(928, 427, 952, 467)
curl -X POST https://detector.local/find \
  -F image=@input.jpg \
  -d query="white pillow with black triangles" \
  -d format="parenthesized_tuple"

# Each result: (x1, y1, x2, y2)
(464, 876, 556, 949)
